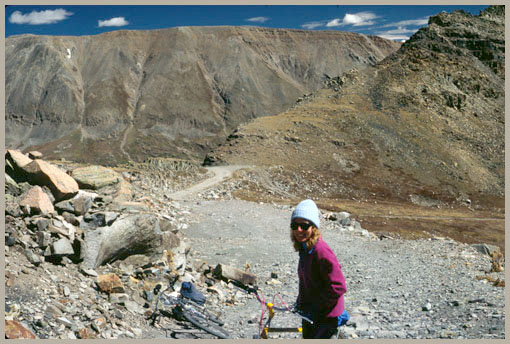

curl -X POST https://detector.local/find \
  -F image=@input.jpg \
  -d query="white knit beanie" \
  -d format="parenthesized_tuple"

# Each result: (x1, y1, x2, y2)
(291, 199, 320, 229)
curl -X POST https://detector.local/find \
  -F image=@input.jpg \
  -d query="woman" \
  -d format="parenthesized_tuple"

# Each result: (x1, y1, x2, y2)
(290, 199, 349, 339)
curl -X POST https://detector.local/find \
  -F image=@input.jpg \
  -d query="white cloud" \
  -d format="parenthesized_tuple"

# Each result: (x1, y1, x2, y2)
(326, 19, 342, 27)
(246, 16, 269, 23)
(344, 12, 377, 26)
(376, 24, 423, 42)
(98, 17, 129, 27)
(301, 21, 324, 29)
(377, 34, 410, 42)
(382, 26, 416, 35)
(9, 8, 73, 25)
(327, 12, 378, 27)
(382, 17, 429, 28)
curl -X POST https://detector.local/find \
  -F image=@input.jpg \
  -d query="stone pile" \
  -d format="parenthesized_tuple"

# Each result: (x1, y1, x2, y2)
(4, 150, 279, 339)
(124, 159, 209, 202)
(4, 150, 206, 339)
(4, 150, 505, 339)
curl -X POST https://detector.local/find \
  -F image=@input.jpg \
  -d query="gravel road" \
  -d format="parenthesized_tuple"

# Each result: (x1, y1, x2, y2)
(170, 166, 249, 201)
(176, 199, 505, 339)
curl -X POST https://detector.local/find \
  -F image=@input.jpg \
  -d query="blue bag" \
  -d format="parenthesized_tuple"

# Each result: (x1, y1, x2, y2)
(337, 309, 350, 327)
(180, 282, 206, 305)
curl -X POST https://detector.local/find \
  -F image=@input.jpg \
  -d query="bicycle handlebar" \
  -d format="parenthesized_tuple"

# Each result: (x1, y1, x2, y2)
(231, 280, 314, 325)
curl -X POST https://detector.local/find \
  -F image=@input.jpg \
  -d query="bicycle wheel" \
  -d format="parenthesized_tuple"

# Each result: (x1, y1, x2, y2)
(182, 309, 231, 339)
(184, 300, 224, 326)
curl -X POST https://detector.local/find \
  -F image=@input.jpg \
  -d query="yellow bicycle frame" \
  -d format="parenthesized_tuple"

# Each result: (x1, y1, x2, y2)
(261, 302, 303, 339)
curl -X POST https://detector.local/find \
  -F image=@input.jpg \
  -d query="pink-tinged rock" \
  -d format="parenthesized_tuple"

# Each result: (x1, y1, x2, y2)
(6, 149, 33, 168)
(78, 327, 97, 339)
(19, 186, 55, 215)
(22, 160, 79, 201)
(5, 320, 37, 339)
(97, 274, 125, 294)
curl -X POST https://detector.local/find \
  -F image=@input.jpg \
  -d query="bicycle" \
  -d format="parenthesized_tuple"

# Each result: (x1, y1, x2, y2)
(150, 284, 231, 339)
(236, 283, 313, 339)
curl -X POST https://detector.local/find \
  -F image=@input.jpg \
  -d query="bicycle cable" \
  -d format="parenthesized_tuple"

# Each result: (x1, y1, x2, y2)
(258, 289, 266, 335)
(273, 293, 292, 312)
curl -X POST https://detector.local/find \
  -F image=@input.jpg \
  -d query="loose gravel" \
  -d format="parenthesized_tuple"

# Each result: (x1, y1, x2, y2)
(180, 199, 505, 339)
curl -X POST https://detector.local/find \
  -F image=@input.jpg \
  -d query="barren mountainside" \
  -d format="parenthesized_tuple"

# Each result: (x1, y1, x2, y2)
(3, 8, 506, 340)
(6, 26, 400, 165)
(205, 7, 505, 208)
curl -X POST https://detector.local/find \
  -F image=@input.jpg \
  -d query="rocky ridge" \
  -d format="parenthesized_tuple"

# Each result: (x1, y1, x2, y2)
(4, 150, 505, 339)
(204, 7, 504, 210)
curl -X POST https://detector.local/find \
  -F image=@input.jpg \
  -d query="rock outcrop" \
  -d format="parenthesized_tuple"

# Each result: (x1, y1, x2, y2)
(71, 165, 122, 190)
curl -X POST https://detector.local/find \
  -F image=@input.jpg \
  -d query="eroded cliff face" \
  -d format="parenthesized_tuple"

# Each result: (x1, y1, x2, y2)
(6, 26, 400, 165)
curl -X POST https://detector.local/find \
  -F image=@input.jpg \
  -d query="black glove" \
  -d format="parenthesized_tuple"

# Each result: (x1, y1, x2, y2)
(292, 302, 302, 313)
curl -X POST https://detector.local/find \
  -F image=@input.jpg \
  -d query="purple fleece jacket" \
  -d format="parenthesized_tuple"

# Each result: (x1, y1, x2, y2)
(297, 237, 346, 319)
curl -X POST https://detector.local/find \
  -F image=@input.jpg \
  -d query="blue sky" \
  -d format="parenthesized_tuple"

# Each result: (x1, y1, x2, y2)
(6, 5, 490, 41)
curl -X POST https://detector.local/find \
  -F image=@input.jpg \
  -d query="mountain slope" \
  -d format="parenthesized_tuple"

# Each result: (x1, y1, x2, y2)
(5, 26, 400, 165)
(205, 7, 505, 209)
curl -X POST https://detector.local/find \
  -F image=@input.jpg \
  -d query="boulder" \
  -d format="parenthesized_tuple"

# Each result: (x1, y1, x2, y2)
(5, 320, 37, 339)
(112, 178, 134, 203)
(214, 264, 257, 286)
(61, 212, 80, 226)
(54, 200, 75, 214)
(71, 165, 121, 190)
(28, 151, 43, 159)
(36, 218, 51, 231)
(5, 149, 32, 181)
(19, 186, 55, 215)
(24, 249, 41, 266)
(6, 149, 32, 168)
(5, 173, 21, 195)
(80, 212, 118, 230)
(37, 231, 51, 248)
(97, 273, 125, 294)
(55, 196, 93, 216)
(5, 198, 22, 217)
(52, 238, 75, 256)
(22, 159, 79, 201)
(72, 196, 93, 215)
(471, 243, 501, 256)
(82, 214, 162, 268)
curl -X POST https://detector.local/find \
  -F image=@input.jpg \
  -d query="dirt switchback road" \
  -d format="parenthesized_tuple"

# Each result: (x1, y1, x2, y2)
(170, 165, 249, 201)
(156, 164, 505, 339)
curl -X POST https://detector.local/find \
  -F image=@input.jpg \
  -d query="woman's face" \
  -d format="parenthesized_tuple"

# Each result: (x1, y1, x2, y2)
(291, 218, 314, 243)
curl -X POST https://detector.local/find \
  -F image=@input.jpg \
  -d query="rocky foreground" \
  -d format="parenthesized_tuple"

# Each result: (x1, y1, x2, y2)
(4, 150, 505, 339)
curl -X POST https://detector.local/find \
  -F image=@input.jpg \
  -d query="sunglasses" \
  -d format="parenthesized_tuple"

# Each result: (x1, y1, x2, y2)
(291, 222, 313, 231)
